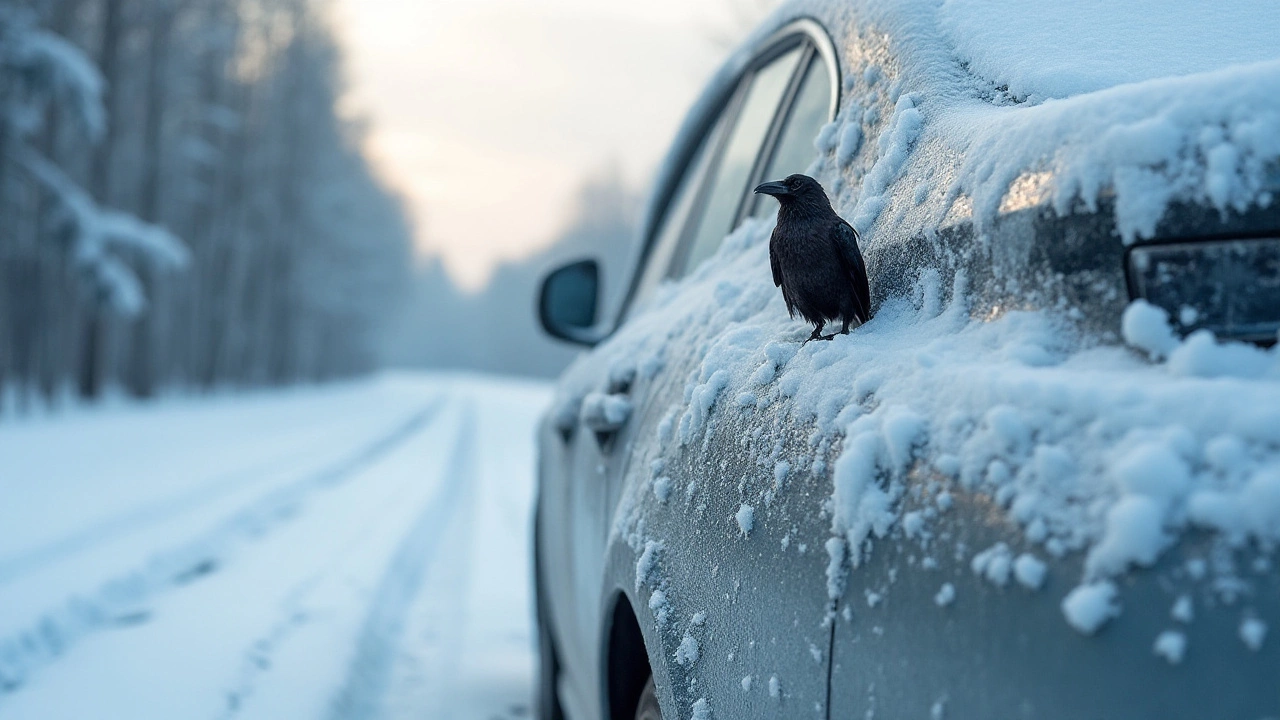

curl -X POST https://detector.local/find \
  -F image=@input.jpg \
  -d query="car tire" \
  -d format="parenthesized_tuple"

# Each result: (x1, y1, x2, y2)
(535, 595, 565, 720)
(533, 511, 564, 720)
(633, 676, 662, 720)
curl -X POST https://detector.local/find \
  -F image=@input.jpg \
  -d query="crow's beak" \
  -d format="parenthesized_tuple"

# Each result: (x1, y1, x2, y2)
(753, 180, 789, 197)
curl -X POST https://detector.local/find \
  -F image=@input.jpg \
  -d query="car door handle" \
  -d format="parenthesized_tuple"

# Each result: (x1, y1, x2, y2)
(580, 391, 632, 448)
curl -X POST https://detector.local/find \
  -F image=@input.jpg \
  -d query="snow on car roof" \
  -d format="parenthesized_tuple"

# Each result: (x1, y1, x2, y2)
(938, 0, 1280, 101)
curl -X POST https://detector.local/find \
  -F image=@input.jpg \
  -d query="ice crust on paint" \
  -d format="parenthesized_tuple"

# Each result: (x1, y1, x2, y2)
(579, 0, 1280, 661)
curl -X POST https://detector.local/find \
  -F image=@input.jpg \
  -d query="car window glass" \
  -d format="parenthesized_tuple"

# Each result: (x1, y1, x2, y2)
(630, 112, 726, 310)
(752, 54, 833, 218)
(677, 45, 804, 276)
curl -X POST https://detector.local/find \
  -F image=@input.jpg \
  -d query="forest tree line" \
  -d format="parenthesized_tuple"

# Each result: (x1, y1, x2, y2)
(0, 0, 412, 411)
(385, 168, 639, 378)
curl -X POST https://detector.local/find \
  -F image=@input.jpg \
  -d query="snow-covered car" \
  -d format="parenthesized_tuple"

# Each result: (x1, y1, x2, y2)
(533, 1, 1280, 718)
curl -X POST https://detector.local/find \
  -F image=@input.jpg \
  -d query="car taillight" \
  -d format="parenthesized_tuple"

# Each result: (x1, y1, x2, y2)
(1126, 237, 1280, 343)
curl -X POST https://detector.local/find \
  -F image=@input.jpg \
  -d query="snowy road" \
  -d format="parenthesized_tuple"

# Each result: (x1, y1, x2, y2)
(0, 373, 551, 720)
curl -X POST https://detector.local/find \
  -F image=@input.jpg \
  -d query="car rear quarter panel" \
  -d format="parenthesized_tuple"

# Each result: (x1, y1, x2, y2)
(826, 473, 1280, 718)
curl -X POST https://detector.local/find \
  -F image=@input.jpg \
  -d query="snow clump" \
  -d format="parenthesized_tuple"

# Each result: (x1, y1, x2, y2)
(1013, 553, 1047, 590)
(1061, 582, 1121, 635)
(1170, 595, 1193, 624)
(971, 543, 1013, 587)
(1152, 630, 1187, 665)
(635, 540, 662, 592)
(735, 504, 755, 537)
(675, 634, 700, 666)
(1121, 301, 1179, 360)
(1239, 617, 1268, 651)
(653, 476, 672, 502)
(649, 589, 671, 629)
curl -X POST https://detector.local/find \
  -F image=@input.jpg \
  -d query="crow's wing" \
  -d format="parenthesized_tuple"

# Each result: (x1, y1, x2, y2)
(831, 219, 871, 323)
(769, 236, 783, 287)
(769, 233, 797, 318)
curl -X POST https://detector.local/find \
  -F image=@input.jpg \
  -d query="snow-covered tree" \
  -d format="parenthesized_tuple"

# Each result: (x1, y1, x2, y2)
(0, 0, 413, 406)
(0, 4, 188, 317)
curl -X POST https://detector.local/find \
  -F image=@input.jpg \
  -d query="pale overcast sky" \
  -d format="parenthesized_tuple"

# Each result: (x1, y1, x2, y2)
(334, 0, 758, 288)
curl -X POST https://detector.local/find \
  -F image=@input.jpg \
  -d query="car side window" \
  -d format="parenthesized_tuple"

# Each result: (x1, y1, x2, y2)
(673, 45, 805, 276)
(751, 54, 833, 218)
(630, 111, 727, 309)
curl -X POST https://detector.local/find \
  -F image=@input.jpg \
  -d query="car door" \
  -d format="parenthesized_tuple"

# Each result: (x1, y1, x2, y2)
(598, 30, 841, 718)
(538, 22, 838, 720)
(538, 53, 800, 719)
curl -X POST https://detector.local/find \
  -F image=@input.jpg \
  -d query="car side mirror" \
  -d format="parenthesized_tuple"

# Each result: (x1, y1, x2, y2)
(538, 259, 602, 346)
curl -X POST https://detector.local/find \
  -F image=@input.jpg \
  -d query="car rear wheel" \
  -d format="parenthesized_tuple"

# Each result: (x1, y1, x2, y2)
(633, 677, 662, 720)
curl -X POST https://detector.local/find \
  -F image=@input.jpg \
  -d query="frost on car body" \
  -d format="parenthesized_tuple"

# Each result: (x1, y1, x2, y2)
(536, 0, 1280, 717)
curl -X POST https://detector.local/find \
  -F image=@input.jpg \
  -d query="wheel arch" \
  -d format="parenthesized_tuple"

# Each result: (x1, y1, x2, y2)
(598, 572, 675, 720)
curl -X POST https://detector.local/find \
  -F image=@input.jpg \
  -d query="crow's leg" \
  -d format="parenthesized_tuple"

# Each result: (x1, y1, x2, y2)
(819, 317, 849, 340)
(839, 317, 851, 335)
(803, 323, 826, 345)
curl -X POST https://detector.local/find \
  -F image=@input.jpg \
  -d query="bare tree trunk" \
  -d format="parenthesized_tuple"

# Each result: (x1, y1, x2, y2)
(78, 0, 125, 401)
(127, 4, 175, 398)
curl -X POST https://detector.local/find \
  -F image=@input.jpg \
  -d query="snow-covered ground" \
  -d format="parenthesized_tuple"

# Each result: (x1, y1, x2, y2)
(0, 373, 551, 720)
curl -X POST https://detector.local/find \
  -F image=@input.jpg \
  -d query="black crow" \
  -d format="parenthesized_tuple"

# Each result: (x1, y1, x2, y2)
(754, 174, 872, 343)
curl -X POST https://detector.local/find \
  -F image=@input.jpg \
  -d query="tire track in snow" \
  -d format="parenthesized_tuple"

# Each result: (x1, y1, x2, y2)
(0, 446, 356, 585)
(327, 402, 478, 720)
(0, 398, 447, 696)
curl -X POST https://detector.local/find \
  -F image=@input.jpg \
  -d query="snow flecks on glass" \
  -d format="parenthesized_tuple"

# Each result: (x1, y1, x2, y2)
(1153, 630, 1187, 665)
(768, 674, 781, 699)
(1061, 582, 1121, 635)
(691, 697, 711, 720)
(934, 583, 956, 607)
(741, 675, 753, 692)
